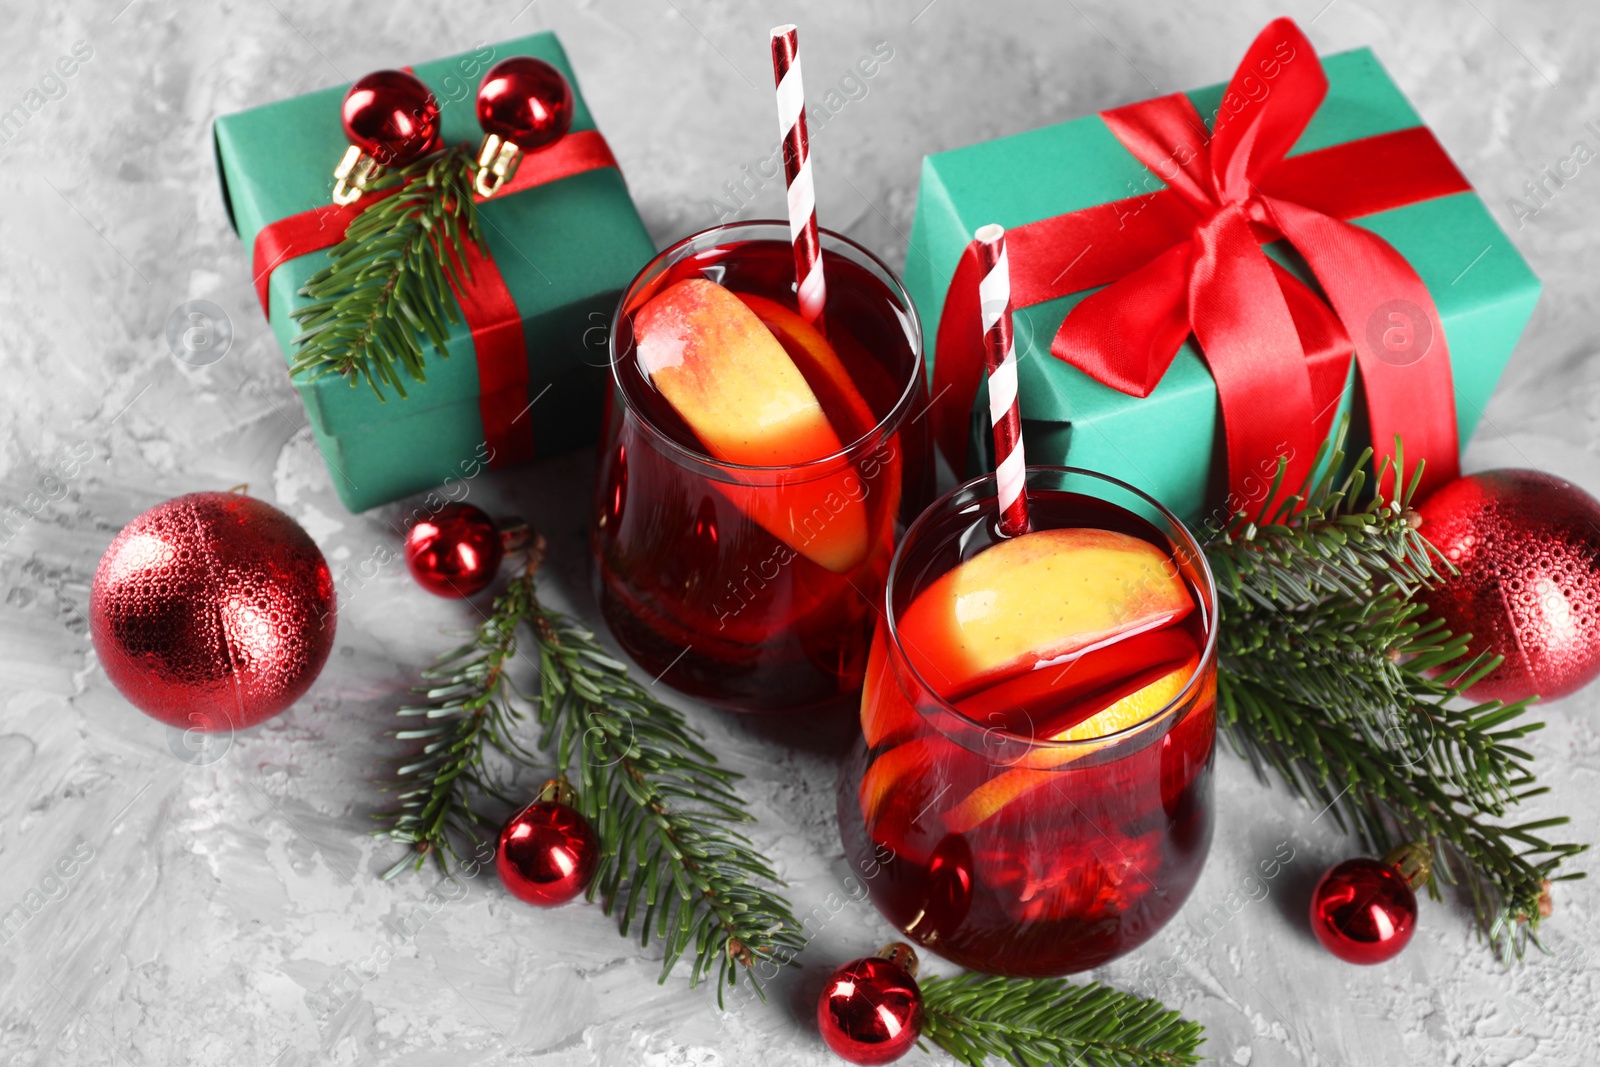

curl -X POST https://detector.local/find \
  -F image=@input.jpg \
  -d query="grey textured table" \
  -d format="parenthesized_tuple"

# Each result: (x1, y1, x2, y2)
(3, 2, 1598, 1064)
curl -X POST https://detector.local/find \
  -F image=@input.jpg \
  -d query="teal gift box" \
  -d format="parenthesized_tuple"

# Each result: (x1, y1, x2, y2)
(904, 35, 1541, 524)
(214, 32, 655, 512)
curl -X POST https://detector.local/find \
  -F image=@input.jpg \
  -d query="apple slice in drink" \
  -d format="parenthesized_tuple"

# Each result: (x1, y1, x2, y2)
(895, 527, 1194, 700)
(634, 278, 870, 573)
(736, 293, 880, 443)
(738, 292, 908, 676)
(859, 529, 1194, 802)
(859, 622, 931, 750)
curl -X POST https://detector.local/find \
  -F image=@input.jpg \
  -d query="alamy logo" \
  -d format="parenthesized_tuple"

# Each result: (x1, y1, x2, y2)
(0, 840, 95, 945)
(0, 40, 95, 146)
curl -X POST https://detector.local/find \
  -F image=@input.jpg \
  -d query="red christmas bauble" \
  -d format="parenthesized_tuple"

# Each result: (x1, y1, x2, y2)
(817, 949, 924, 1065)
(1310, 858, 1417, 965)
(404, 504, 505, 598)
(342, 69, 441, 166)
(496, 795, 598, 907)
(476, 57, 573, 150)
(1418, 469, 1600, 703)
(90, 492, 336, 733)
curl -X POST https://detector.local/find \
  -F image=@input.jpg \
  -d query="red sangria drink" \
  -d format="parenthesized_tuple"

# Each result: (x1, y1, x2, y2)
(839, 467, 1218, 975)
(592, 222, 932, 713)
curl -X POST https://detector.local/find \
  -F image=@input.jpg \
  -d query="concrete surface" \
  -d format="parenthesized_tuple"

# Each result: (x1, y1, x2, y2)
(1, 1, 1598, 1064)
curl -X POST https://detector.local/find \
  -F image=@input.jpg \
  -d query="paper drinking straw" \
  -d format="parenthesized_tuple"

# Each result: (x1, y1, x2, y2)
(770, 24, 827, 328)
(975, 224, 1031, 537)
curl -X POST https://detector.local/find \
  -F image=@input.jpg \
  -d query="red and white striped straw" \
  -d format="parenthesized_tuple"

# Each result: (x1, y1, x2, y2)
(770, 24, 827, 328)
(975, 224, 1030, 537)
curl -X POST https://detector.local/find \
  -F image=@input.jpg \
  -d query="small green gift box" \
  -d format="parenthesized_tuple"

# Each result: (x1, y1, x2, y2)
(905, 23, 1541, 525)
(214, 32, 655, 512)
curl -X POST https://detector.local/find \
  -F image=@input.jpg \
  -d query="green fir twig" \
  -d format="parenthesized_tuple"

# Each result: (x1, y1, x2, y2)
(1206, 420, 1586, 959)
(526, 598, 807, 1002)
(377, 564, 541, 878)
(920, 974, 1204, 1067)
(376, 539, 803, 1002)
(290, 145, 484, 400)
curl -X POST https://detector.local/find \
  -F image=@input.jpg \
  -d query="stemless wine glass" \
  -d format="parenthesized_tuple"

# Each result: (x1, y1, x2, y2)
(838, 467, 1219, 976)
(591, 221, 933, 713)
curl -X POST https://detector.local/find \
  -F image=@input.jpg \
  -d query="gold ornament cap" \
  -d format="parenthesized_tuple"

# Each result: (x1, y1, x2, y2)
(536, 776, 578, 808)
(875, 941, 920, 978)
(332, 145, 384, 205)
(1383, 840, 1433, 891)
(474, 134, 523, 198)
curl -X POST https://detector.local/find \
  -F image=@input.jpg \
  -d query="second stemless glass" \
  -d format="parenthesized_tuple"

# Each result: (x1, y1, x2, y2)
(592, 222, 933, 713)
(838, 467, 1219, 976)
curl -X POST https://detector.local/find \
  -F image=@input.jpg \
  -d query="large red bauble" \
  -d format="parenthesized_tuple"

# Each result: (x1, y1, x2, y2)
(1309, 858, 1418, 965)
(342, 69, 441, 166)
(496, 799, 598, 907)
(816, 955, 923, 1065)
(89, 492, 336, 733)
(476, 57, 573, 150)
(404, 503, 505, 598)
(1418, 469, 1600, 703)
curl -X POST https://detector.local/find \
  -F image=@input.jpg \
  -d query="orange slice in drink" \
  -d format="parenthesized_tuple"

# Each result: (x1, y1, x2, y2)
(953, 626, 1197, 738)
(855, 734, 979, 863)
(940, 652, 1199, 834)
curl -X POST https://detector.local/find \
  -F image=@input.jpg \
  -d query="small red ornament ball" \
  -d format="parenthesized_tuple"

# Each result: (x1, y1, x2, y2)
(342, 69, 441, 166)
(90, 492, 336, 733)
(1310, 858, 1418, 965)
(1418, 469, 1600, 703)
(496, 798, 598, 907)
(476, 56, 573, 149)
(404, 504, 505, 598)
(817, 953, 924, 1065)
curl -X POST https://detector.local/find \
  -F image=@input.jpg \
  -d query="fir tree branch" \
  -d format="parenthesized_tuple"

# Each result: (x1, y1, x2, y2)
(1207, 421, 1586, 958)
(376, 569, 543, 878)
(290, 145, 484, 400)
(919, 974, 1204, 1067)
(376, 541, 804, 1001)
(1219, 673, 1581, 953)
(526, 599, 807, 1004)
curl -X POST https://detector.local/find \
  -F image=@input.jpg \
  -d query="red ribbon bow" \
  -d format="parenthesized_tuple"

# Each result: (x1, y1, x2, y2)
(251, 129, 620, 469)
(933, 18, 1470, 506)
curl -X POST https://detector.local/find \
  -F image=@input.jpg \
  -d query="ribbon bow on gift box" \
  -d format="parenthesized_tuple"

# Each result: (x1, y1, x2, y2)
(933, 17, 1472, 504)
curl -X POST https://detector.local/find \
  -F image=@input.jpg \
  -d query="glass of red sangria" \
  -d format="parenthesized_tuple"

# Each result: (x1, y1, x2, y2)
(838, 466, 1218, 975)
(592, 221, 933, 713)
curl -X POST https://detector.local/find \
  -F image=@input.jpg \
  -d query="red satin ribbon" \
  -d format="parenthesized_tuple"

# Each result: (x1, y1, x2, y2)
(250, 129, 621, 467)
(933, 18, 1470, 504)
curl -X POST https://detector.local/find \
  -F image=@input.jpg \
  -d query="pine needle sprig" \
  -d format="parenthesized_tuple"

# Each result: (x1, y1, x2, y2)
(1219, 675, 1580, 954)
(1204, 437, 1436, 610)
(290, 145, 483, 400)
(377, 566, 543, 879)
(376, 540, 803, 1001)
(1207, 421, 1586, 958)
(526, 603, 807, 1003)
(919, 974, 1204, 1067)
(1222, 590, 1539, 814)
